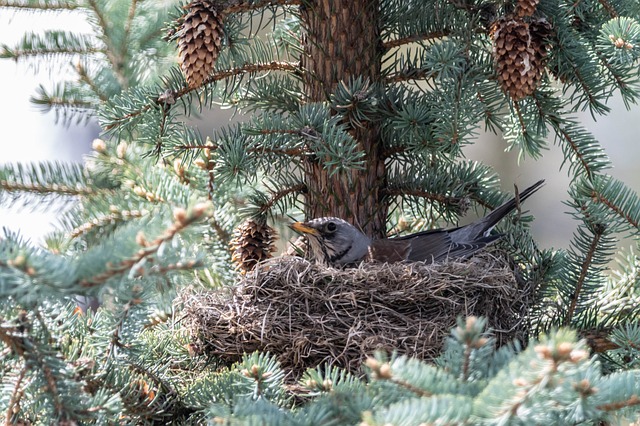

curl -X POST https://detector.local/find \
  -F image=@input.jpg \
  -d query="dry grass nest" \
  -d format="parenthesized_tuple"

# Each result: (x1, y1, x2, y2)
(181, 251, 533, 380)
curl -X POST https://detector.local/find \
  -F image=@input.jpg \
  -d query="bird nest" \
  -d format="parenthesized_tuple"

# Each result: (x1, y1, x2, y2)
(181, 251, 532, 380)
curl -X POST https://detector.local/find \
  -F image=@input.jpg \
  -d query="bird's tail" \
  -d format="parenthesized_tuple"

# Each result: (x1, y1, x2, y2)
(477, 179, 545, 235)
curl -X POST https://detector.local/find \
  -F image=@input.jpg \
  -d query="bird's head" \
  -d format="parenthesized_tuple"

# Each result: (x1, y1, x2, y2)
(289, 217, 371, 265)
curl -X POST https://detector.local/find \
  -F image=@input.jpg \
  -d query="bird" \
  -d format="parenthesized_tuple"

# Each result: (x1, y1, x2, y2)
(290, 180, 544, 266)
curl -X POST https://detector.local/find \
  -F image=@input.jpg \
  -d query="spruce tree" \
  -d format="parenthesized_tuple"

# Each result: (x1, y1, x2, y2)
(1, 0, 639, 423)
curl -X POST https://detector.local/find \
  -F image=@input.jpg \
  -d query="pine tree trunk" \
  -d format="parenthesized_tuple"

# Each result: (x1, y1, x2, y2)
(300, 0, 387, 238)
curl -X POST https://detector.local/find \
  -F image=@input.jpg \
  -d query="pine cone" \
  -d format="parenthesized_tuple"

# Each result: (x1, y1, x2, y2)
(515, 0, 539, 18)
(491, 16, 551, 101)
(230, 219, 277, 274)
(177, 1, 225, 88)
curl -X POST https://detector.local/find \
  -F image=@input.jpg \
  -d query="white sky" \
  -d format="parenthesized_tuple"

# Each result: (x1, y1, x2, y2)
(1, 9, 97, 243)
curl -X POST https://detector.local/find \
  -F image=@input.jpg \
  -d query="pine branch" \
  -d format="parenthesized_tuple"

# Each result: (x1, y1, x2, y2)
(564, 223, 606, 326)
(592, 190, 640, 229)
(0, 162, 106, 208)
(177, 141, 306, 157)
(79, 204, 209, 288)
(597, 395, 640, 411)
(0, 315, 69, 421)
(74, 62, 109, 102)
(0, 0, 79, 10)
(39, 353, 65, 419)
(0, 31, 102, 77)
(85, 0, 128, 89)
(31, 83, 97, 125)
(106, 295, 141, 356)
(176, 61, 299, 98)
(383, 31, 449, 50)
(0, 179, 96, 197)
(70, 208, 148, 239)
(224, 0, 301, 14)
(104, 61, 298, 132)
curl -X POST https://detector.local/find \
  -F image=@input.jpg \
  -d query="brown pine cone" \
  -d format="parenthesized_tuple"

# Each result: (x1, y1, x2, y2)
(177, 1, 225, 88)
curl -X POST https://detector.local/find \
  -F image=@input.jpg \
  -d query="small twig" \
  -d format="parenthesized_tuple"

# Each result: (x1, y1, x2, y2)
(122, 0, 138, 59)
(5, 46, 104, 60)
(76, 62, 110, 102)
(592, 191, 639, 229)
(512, 100, 528, 139)
(389, 376, 434, 397)
(224, 0, 301, 14)
(129, 361, 179, 397)
(461, 345, 472, 381)
(563, 223, 605, 326)
(0, 180, 99, 197)
(177, 143, 306, 157)
(383, 186, 464, 208)
(385, 67, 435, 84)
(598, 0, 618, 18)
(5, 364, 27, 426)
(70, 208, 147, 239)
(597, 395, 640, 411)
(532, 95, 595, 180)
(383, 31, 449, 50)
(153, 103, 171, 156)
(259, 183, 307, 216)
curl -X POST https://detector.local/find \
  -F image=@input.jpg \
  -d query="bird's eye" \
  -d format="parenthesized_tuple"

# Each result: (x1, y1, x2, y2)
(325, 222, 337, 233)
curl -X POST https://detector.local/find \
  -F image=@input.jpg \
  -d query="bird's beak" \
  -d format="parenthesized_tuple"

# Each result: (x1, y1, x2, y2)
(290, 221, 320, 236)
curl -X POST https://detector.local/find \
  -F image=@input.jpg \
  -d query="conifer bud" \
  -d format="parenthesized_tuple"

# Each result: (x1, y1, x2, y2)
(173, 207, 188, 224)
(92, 138, 107, 153)
(534, 344, 552, 360)
(251, 364, 260, 377)
(365, 357, 380, 370)
(378, 363, 392, 379)
(194, 158, 208, 170)
(116, 142, 128, 159)
(556, 341, 574, 360)
(192, 202, 211, 218)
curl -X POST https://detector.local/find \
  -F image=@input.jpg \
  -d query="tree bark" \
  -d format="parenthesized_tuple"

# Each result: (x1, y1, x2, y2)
(300, 0, 387, 238)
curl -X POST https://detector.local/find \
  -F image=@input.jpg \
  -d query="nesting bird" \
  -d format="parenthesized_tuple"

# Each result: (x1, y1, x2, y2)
(290, 180, 544, 266)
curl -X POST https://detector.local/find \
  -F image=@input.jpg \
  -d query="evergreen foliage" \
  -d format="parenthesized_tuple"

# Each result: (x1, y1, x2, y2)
(0, 0, 639, 423)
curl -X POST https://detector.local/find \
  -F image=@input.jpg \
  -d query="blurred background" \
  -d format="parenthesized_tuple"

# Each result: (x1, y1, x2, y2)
(1, 8, 639, 253)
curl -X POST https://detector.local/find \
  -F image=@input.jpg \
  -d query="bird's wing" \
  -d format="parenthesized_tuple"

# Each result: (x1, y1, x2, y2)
(440, 234, 502, 261)
(397, 231, 501, 262)
(403, 230, 454, 262)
